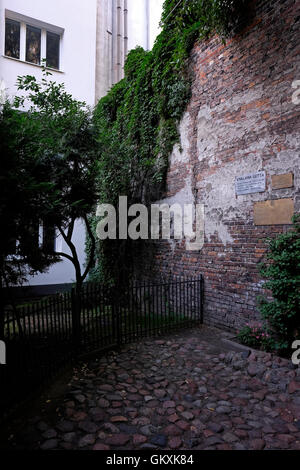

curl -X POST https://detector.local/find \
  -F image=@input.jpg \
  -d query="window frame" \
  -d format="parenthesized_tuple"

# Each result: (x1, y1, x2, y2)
(46, 30, 60, 70)
(4, 17, 20, 59)
(25, 23, 42, 65)
(6, 221, 57, 261)
(4, 10, 64, 71)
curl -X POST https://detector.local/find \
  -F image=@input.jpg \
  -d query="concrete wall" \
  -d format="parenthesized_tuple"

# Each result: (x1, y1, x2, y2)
(95, 0, 163, 101)
(127, 0, 148, 51)
(134, 0, 300, 332)
(148, 0, 164, 49)
(127, 0, 163, 50)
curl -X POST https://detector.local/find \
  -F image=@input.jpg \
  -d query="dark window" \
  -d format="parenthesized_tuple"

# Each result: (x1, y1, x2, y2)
(19, 221, 40, 254)
(26, 25, 41, 64)
(46, 31, 60, 69)
(43, 223, 56, 253)
(5, 18, 20, 59)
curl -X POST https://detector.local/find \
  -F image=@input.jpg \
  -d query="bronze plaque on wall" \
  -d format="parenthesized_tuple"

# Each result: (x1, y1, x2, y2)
(254, 198, 294, 225)
(271, 173, 294, 190)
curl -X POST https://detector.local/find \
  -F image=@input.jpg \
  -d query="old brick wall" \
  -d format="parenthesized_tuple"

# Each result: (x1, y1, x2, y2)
(133, 0, 300, 333)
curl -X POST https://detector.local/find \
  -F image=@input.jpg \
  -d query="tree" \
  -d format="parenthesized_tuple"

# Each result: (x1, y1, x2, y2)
(0, 102, 59, 289)
(0, 101, 59, 338)
(1, 71, 99, 297)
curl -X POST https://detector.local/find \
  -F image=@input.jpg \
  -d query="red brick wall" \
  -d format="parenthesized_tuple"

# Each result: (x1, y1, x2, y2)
(134, 0, 300, 333)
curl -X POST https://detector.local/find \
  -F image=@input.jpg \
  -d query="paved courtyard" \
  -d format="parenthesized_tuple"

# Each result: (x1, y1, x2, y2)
(3, 326, 300, 450)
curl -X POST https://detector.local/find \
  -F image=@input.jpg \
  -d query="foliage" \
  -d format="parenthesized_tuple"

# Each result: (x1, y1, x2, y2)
(0, 102, 58, 287)
(91, 0, 252, 285)
(257, 214, 300, 353)
(237, 215, 300, 355)
(1, 71, 99, 293)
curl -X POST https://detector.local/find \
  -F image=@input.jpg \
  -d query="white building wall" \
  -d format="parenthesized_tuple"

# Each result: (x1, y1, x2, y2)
(0, 0, 97, 106)
(28, 220, 87, 287)
(148, 0, 164, 48)
(95, 0, 113, 101)
(127, 0, 163, 51)
(127, 0, 148, 51)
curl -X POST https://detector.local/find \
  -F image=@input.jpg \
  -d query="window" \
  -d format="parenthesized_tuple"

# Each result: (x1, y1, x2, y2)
(5, 18, 20, 59)
(6, 237, 18, 256)
(42, 223, 56, 253)
(4, 14, 62, 70)
(6, 221, 56, 259)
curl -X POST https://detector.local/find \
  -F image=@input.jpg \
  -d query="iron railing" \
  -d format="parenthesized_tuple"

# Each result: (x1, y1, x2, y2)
(0, 276, 204, 417)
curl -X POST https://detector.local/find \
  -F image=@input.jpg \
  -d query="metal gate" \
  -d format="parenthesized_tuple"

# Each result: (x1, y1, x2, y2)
(0, 276, 204, 417)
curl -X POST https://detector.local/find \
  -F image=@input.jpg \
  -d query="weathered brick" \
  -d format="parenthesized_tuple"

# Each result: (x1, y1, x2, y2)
(133, 0, 299, 333)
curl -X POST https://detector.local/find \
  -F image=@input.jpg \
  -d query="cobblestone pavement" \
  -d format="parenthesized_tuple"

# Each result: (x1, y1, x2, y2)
(4, 326, 300, 450)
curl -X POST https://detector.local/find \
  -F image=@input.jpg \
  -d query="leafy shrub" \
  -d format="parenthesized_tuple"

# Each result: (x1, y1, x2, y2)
(237, 322, 275, 352)
(258, 214, 300, 353)
(238, 215, 300, 355)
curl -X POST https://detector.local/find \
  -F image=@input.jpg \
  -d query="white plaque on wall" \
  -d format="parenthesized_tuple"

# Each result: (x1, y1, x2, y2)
(235, 171, 266, 196)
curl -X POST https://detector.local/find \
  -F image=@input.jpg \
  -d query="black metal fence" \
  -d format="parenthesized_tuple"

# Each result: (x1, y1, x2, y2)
(0, 276, 203, 417)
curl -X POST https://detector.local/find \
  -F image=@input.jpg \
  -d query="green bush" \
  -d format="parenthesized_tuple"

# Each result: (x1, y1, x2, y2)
(258, 214, 300, 353)
(238, 214, 300, 355)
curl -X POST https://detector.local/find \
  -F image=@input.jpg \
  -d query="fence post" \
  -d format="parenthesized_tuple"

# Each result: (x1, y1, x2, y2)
(0, 282, 5, 340)
(200, 275, 204, 324)
(71, 288, 81, 355)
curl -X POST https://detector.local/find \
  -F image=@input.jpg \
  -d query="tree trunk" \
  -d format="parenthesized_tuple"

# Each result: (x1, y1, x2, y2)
(0, 279, 4, 340)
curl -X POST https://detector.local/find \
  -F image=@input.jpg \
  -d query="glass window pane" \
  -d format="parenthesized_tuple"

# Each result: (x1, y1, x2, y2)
(43, 223, 56, 253)
(46, 31, 60, 69)
(26, 25, 41, 64)
(5, 18, 20, 59)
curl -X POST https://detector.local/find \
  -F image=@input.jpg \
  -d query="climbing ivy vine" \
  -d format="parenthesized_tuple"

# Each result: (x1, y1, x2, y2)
(88, 0, 252, 285)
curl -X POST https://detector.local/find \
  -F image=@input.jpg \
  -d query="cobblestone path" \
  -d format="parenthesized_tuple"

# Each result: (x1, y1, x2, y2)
(4, 326, 300, 450)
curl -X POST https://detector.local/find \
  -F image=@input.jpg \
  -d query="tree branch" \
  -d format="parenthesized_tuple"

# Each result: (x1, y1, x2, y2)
(67, 216, 75, 242)
(55, 251, 74, 263)
(57, 224, 82, 289)
(57, 224, 80, 267)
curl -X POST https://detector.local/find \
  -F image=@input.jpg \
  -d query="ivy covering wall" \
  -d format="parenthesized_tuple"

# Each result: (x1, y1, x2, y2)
(88, 0, 252, 285)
